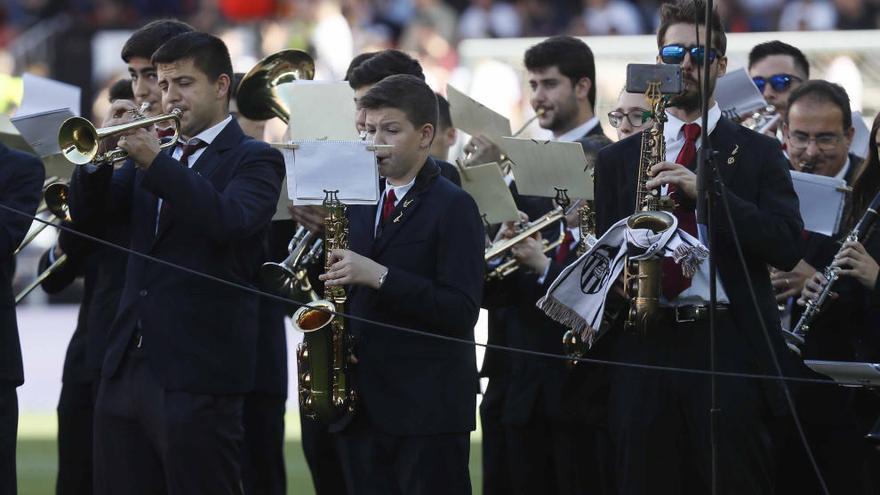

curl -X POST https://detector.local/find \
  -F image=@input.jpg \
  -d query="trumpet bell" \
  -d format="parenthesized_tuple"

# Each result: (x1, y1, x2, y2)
(59, 117, 100, 165)
(292, 300, 336, 333)
(261, 261, 296, 292)
(44, 182, 71, 221)
(236, 49, 316, 124)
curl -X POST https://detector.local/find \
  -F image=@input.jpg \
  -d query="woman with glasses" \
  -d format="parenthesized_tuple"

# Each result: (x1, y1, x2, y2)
(607, 88, 652, 141)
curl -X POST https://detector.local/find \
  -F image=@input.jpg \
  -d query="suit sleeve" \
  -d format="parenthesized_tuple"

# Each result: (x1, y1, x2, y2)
(0, 151, 44, 257)
(140, 143, 284, 242)
(716, 135, 803, 271)
(68, 160, 135, 236)
(36, 244, 82, 295)
(375, 191, 485, 337)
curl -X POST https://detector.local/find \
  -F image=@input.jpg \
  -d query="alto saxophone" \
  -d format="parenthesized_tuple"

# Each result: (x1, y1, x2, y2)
(623, 82, 676, 332)
(291, 191, 356, 422)
(787, 190, 880, 352)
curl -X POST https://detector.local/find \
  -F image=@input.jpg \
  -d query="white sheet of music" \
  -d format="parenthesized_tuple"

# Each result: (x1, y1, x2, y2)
(499, 137, 593, 200)
(282, 140, 379, 206)
(715, 68, 767, 120)
(459, 162, 520, 224)
(446, 84, 512, 145)
(790, 170, 848, 236)
(18, 73, 81, 117)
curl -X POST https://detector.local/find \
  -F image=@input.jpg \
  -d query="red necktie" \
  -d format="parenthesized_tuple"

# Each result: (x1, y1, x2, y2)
(662, 123, 700, 299)
(381, 189, 397, 225)
(555, 229, 574, 263)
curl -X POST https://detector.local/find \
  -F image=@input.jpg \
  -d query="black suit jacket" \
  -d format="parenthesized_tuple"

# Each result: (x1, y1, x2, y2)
(482, 123, 612, 425)
(0, 143, 44, 385)
(594, 117, 804, 415)
(344, 158, 484, 435)
(69, 118, 284, 394)
(254, 220, 294, 397)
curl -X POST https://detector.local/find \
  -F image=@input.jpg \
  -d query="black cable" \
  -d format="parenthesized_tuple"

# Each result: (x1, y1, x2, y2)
(3, 200, 873, 393)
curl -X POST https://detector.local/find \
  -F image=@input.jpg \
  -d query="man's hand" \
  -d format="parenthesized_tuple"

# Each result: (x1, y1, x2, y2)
(510, 234, 550, 274)
(463, 135, 503, 166)
(117, 127, 160, 170)
(645, 161, 696, 199)
(798, 271, 835, 306)
(103, 99, 139, 127)
(770, 259, 816, 302)
(493, 211, 529, 244)
(833, 240, 879, 289)
(288, 204, 327, 235)
(319, 249, 388, 289)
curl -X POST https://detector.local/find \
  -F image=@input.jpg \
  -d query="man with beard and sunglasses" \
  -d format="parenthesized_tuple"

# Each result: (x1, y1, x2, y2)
(591, 1, 803, 493)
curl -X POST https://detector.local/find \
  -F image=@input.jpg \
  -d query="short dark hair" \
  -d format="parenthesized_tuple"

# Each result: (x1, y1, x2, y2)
(152, 32, 234, 85)
(347, 50, 424, 90)
(524, 36, 596, 108)
(108, 78, 134, 102)
(121, 19, 194, 63)
(786, 80, 852, 131)
(436, 93, 452, 131)
(358, 74, 438, 132)
(657, 0, 727, 56)
(747, 41, 809, 79)
(345, 52, 377, 82)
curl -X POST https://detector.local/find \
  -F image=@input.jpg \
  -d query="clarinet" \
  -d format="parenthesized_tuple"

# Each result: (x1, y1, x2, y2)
(791, 190, 880, 341)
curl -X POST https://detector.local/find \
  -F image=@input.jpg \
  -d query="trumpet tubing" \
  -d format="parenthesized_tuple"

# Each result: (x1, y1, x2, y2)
(58, 109, 182, 165)
(15, 253, 68, 305)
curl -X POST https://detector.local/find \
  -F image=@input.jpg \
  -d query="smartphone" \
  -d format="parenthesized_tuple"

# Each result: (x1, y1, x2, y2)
(625, 64, 683, 95)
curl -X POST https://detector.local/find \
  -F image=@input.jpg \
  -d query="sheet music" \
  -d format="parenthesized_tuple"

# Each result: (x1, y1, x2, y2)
(499, 137, 593, 200)
(790, 170, 848, 236)
(715, 68, 767, 121)
(446, 84, 512, 145)
(805, 360, 880, 386)
(18, 73, 81, 117)
(276, 81, 360, 140)
(458, 162, 520, 224)
(11, 108, 75, 158)
(282, 140, 379, 205)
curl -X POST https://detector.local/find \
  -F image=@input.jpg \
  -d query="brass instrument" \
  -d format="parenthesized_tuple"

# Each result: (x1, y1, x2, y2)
(15, 253, 68, 305)
(261, 225, 323, 302)
(623, 82, 676, 332)
(560, 199, 598, 363)
(485, 208, 564, 281)
(786, 190, 880, 353)
(236, 49, 316, 124)
(14, 181, 71, 255)
(744, 105, 780, 134)
(58, 109, 182, 165)
(291, 191, 356, 422)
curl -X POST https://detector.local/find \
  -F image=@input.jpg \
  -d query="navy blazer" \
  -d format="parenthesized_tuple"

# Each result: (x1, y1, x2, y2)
(69, 119, 284, 394)
(594, 117, 804, 415)
(343, 158, 484, 435)
(0, 143, 45, 385)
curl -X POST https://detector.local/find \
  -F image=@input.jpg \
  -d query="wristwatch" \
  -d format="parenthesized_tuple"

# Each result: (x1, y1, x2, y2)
(378, 269, 389, 289)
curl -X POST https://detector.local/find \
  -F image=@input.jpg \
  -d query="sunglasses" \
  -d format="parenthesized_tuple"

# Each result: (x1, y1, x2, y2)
(608, 109, 653, 128)
(659, 44, 720, 66)
(752, 74, 802, 93)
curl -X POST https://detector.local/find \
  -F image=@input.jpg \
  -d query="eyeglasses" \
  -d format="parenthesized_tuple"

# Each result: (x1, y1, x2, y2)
(787, 132, 843, 151)
(659, 44, 720, 66)
(752, 74, 802, 93)
(608, 109, 653, 128)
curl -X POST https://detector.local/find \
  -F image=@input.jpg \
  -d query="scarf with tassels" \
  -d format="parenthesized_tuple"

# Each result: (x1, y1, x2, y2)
(537, 212, 708, 346)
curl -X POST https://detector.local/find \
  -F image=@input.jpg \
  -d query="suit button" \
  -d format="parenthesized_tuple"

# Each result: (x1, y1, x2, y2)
(140, 289, 148, 297)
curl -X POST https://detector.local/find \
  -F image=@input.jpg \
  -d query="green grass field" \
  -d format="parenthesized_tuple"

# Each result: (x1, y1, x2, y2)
(16, 414, 484, 495)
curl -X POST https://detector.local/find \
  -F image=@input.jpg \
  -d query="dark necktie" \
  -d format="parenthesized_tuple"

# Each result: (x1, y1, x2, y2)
(555, 229, 574, 263)
(661, 122, 700, 299)
(381, 189, 397, 225)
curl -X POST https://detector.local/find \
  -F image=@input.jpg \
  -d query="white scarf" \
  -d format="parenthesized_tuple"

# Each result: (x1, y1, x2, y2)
(537, 212, 708, 345)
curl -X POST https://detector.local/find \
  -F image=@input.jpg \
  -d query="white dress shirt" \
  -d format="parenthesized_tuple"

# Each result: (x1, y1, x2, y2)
(554, 116, 600, 143)
(661, 104, 729, 305)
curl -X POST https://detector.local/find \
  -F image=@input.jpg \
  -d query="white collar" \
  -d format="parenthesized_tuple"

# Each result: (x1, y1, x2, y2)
(382, 177, 416, 204)
(833, 156, 851, 182)
(554, 116, 599, 142)
(182, 115, 233, 147)
(663, 103, 722, 145)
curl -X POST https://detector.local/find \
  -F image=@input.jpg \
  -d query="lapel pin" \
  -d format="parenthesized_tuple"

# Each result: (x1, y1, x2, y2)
(727, 144, 739, 165)
(403, 199, 414, 208)
(393, 212, 403, 223)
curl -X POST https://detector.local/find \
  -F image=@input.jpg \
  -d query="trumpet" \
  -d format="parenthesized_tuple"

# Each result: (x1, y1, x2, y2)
(745, 105, 780, 134)
(261, 225, 324, 301)
(14, 181, 71, 255)
(58, 108, 182, 165)
(485, 208, 564, 280)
